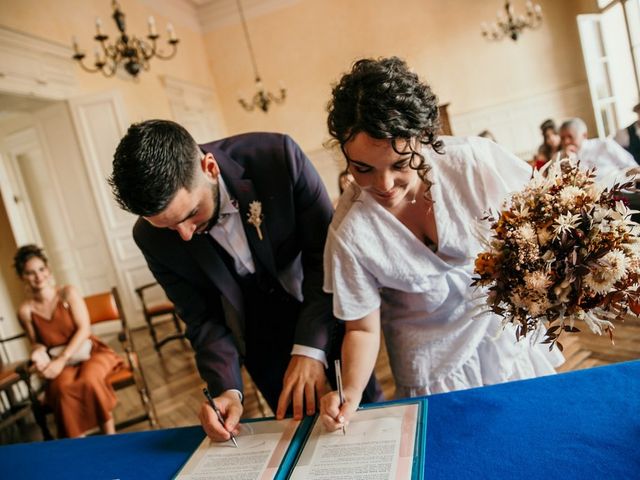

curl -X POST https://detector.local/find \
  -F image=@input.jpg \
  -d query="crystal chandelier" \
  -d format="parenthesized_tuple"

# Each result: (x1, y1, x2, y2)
(481, 1, 543, 42)
(236, 0, 286, 113)
(72, 0, 179, 78)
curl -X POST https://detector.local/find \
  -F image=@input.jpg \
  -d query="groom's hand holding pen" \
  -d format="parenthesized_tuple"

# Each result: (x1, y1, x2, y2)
(200, 388, 241, 446)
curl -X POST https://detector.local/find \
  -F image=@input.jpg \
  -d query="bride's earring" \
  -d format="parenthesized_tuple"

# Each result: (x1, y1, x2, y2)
(409, 179, 420, 204)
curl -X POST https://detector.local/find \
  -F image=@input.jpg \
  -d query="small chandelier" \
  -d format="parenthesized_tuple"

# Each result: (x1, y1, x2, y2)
(481, 1, 542, 42)
(72, 0, 179, 78)
(236, 0, 286, 113)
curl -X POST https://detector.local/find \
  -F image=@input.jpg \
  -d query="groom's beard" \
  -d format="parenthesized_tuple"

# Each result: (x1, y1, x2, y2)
(198, 182, 221, 234)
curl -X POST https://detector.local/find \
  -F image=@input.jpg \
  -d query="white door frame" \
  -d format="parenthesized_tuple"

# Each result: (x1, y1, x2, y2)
(67, 91, 148, 327)
(0, 133, 44, 247)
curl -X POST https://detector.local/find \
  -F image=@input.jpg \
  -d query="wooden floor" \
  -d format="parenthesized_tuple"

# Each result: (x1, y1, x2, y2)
(3, 313, 640, 443)
(554, 313, 640, 372)
(113, 322, 396, 430)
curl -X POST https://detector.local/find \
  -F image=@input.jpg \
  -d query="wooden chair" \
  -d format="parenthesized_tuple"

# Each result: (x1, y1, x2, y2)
(0, 343, 33, 441)
(0, 366, 29, 440)
(84, 287, 158, 431)
(0, 330, 51, 442)
(134, 282, 184, 352)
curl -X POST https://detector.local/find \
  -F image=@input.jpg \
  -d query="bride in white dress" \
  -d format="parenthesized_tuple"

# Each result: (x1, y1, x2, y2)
(320, 57, 564, 431)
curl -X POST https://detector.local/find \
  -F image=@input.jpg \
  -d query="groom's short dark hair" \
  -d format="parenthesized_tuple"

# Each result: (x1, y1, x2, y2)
(109, 119, 201, 216)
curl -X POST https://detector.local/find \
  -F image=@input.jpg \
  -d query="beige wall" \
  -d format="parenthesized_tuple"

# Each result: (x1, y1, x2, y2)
(0, 0, 602, 246)
(0, 0, 225, 123)
(0, 0, 599, 149)
(203, 0, 599, 151)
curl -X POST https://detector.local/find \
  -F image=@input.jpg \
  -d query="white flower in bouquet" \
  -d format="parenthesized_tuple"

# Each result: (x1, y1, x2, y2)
(516, 223, 537, 243)
(558, 185, 584, 207)
(553, 212, 582, 239)
(524, 270, 552, 291)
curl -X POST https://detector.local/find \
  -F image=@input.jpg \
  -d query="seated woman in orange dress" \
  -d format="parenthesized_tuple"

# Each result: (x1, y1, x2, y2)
(14, 245, 123, 438)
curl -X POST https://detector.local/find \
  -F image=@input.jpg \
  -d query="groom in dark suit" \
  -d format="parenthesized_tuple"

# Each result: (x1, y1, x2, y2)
(109, 120, 379, 442)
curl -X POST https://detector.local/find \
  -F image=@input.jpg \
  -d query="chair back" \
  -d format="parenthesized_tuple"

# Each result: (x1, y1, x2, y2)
(84, 288, 128, 328)
(134, 282, 174, 314)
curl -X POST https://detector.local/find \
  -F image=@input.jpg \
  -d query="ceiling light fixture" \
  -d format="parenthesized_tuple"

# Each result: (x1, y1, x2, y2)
(71, 0, 179, 78)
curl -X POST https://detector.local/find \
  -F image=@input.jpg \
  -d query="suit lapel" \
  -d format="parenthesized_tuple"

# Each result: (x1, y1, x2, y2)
(185, 234, 244, 315)
(201, 143, 278, 281)
(229, 177, 279, 280)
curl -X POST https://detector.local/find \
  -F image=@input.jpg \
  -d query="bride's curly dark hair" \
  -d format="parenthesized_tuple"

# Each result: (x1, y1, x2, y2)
(327, 57, 443, 188)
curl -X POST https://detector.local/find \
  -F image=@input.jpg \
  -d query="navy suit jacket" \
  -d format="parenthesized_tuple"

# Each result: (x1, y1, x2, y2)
(133, 133, 335, 396)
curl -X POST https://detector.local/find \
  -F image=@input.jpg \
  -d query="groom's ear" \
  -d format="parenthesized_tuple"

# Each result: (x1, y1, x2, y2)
(201, 153, 220, 180)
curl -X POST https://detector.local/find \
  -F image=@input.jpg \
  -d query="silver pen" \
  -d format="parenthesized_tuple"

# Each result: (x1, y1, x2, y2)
(334, 359, 347, 435)
(203, 388, 238, 447)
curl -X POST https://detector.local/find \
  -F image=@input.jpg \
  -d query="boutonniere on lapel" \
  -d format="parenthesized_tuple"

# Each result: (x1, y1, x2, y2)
(247, 201, 264, 240)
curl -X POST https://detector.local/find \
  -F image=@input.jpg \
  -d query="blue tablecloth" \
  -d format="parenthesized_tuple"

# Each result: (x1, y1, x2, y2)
(1, 360, 639, 479)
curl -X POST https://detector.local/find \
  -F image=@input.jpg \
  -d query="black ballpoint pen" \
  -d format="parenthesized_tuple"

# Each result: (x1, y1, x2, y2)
(203, 388, 239, 448)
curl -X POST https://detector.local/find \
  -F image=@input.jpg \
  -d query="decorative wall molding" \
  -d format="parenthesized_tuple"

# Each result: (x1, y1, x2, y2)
(161, 75, 220, 108)
(0, 26, 71, 59)
(2, 125, 79, 287)
(195, 0, 301, 32)
(69, 93, 133, 232)
(114, 233, 142, 264)
(35, 102, 117, 297)
(450, 82, 593, 159)
(68, 91, 148, 327)
(2, 125, 39, 151)
(123, 265, 161, 314)
(139, 0, 203, 34)
(161, 75, 226, 141)
(1, 127, 45, 246)
(0, 26, 77, 100)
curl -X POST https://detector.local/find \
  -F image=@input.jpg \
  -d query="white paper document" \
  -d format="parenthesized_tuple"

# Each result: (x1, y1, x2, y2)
(289, 403, 419, 480)
(175, 418, 299, 480)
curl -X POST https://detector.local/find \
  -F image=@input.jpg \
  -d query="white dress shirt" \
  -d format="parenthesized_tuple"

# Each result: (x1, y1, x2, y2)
(577, 138, 637, 185)
(209, 177, 326, 366)
(209, 178, 256, 276)
(614, 122, 640, 149)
